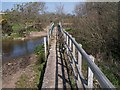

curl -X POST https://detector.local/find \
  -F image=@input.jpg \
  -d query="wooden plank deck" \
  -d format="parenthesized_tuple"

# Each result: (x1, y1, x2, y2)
(42, 27, 70, 88)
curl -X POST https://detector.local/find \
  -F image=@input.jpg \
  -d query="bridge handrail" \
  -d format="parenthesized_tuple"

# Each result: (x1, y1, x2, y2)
(59, 23, 115, 88)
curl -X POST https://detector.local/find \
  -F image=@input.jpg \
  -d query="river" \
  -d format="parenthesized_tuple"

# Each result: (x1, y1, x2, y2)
(2, 37, 44, 63)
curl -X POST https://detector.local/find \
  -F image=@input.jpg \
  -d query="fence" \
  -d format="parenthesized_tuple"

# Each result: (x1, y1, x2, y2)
(59, 22, 115, 89)
(44, 22, 115, 89)
(44, 22, 55, 60)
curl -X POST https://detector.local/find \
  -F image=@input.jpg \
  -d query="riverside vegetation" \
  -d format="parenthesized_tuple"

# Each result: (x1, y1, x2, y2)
(15, 44, 46, 88)
(1, 2, 46, 40)
(64, 2, 120, 88)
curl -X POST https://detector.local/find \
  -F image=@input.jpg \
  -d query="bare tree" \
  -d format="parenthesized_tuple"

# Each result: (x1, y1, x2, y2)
(74, 3, 86, 16)
(55, 3, 64, 15)
(54, 3, 65, 24)
(4, 2, 46, 24)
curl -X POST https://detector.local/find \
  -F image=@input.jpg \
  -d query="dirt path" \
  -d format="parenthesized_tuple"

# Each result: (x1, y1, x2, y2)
(2, 54, 37, 88)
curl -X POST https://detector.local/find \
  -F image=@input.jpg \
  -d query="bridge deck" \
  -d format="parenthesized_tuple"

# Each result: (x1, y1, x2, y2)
(42, 27, 70, 88)
(42, 23, 115, 89)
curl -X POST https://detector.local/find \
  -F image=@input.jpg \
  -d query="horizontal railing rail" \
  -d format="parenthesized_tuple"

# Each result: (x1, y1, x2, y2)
(59, 22, 115, 89)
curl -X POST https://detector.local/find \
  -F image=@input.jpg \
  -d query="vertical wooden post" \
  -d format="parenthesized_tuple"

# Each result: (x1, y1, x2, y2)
(77, 44, 82, 88)
(73, 38, 75, 57)
(88, 55, 94, 88)
(69, 35, 72, 49)
(66, 35, 68, 45)
(63, 33, 66, 46)
(49, 29, 51, 38)
(72, 38, 76, 72)
(66, 35, 69, 53)
(44, 37, 47, 60)
(78, 44, 82, 72)
(48, 34, 49, 46)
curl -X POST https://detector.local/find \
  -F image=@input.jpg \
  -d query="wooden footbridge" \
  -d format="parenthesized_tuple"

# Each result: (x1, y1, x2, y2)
(42, 22, 115, 89)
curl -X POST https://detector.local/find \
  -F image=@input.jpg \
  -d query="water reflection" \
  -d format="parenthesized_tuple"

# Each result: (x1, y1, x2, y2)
(2, 37, 44, 62)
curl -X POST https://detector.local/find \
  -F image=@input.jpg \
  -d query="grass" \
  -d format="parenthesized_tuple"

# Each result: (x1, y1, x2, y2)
(3, 23, 43, 40)
(2, 23, 25, 40)
(69, 76, 76, 89)
(15, 44, 46, 88)
(34, 44, 45, 64)
(32, 63, 44, 88)
(15, 60, 45, 88)
(11, 33, 21, 38)
(27, 27, 39, 32)
(65, 28, 73, 33)
(2, 33, 22, 40)
(34, 44, 46, 89)
(15, 74, 29, 88)
(99, 63, 120, 88)
(12, 23, 25, 33)
(15, 63, 42, 88)
(2, 36, 13, 40)
(82, 59, 88, 79)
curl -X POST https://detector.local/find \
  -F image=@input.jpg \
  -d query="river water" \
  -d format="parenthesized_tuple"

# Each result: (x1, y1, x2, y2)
(2, 37, 44, 63)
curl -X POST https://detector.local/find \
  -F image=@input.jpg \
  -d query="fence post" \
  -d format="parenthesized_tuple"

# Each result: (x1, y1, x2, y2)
(72, 38, 76, 72)
(88, 55, 94, 88)
(77, 44, 82, 88)
(67, 35, 69, 45)
(73, 38, 75, 57)
(69, 35, 72, 49)
(44, 37, 47, 60)
(66, 35, 69, 53)
(49, 29, 51, 38)
(48, 34, 49, 46)
(78, 44, 82, 72)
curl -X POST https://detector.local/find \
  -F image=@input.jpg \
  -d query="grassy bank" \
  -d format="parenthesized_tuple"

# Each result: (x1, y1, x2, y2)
(2, 23, 44, 40)
(15, 44, 46, 89)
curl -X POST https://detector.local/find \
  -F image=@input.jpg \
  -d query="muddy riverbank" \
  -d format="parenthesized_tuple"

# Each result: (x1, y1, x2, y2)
(2, 54, 38, 88)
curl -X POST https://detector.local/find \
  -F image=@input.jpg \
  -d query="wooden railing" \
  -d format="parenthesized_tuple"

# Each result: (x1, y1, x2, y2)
(44, 22, 55, 60)
(44, 22, 115, 89)
(58, 22, 115, 89)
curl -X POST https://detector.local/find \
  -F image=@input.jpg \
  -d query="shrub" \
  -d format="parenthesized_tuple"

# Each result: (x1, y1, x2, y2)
(2, 19, 13, 36)
(34, 44, 45, 64)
